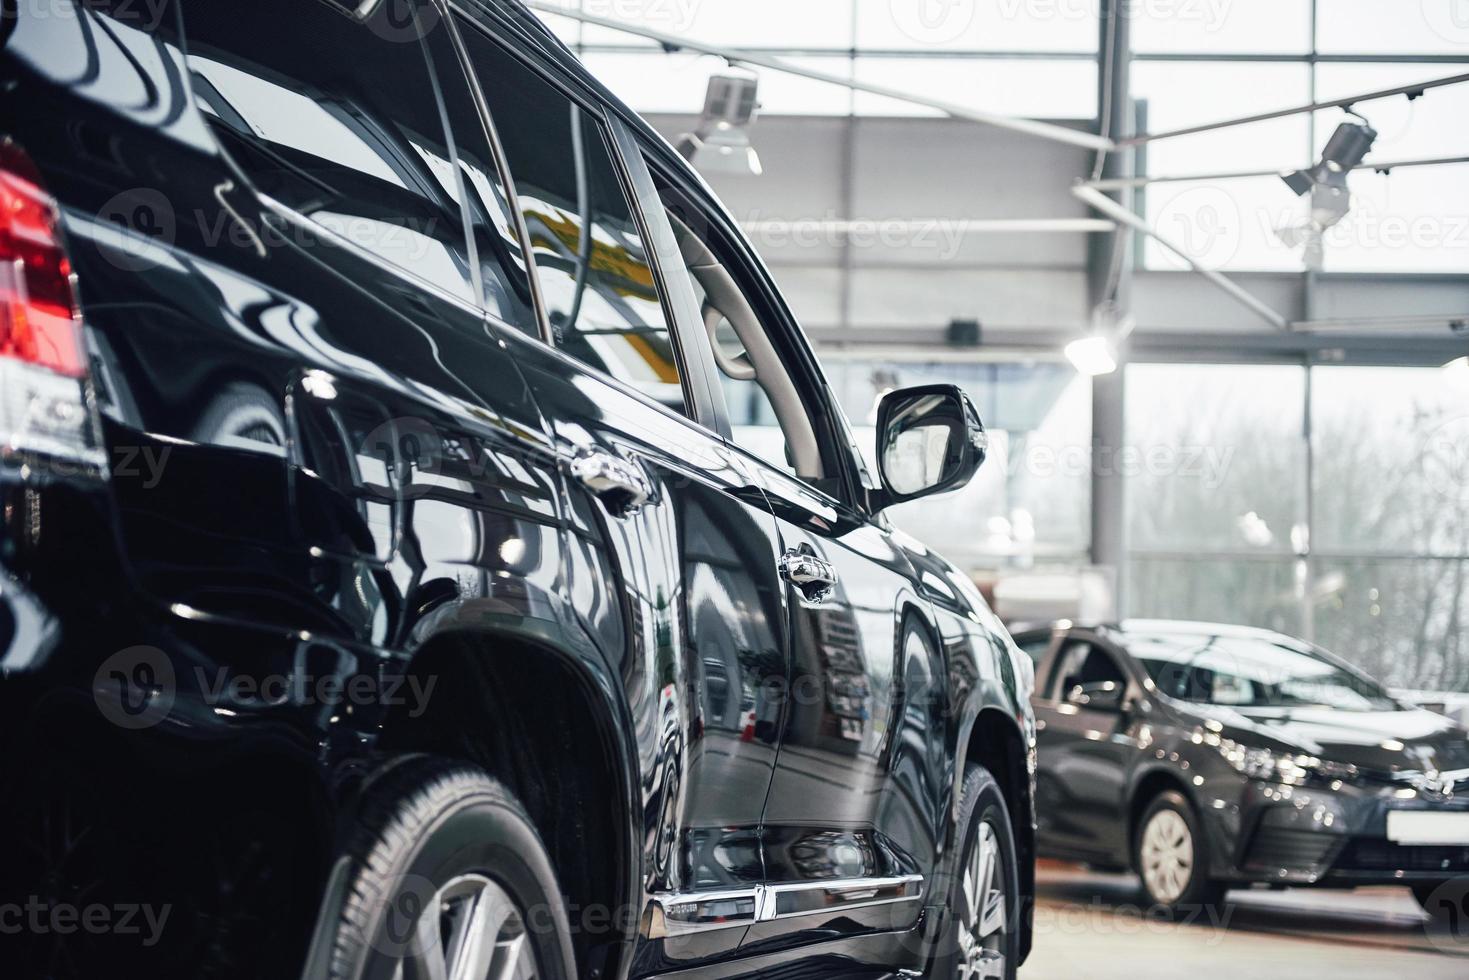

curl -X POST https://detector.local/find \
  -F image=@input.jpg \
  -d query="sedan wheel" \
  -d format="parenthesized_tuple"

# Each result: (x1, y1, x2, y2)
(393, 874, 536, 980)
(1140, 809, 1193, 906)
(1133, 789, 1224, 915)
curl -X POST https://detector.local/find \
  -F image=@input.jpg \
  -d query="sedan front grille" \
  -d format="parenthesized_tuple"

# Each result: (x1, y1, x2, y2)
(1241, 827, 1342, 874)
(1336, 838, 1469, 874)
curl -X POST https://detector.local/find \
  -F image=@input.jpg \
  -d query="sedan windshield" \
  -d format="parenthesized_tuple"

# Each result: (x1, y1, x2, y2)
(1127, 629, 1397, 712)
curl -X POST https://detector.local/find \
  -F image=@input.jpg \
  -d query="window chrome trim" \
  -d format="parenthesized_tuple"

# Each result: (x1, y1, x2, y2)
(645, 875, 924, 938)
(438, 0, 555, 345)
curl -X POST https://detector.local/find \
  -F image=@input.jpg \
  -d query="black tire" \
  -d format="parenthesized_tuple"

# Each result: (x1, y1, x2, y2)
(325, 758, 577, 980)
(927, 764, 1022, 980)
(190, 381, 286, 449)
(1133, 789, 1225, 917)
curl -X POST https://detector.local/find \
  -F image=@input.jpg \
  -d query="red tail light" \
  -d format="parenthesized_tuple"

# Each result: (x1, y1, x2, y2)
(0, 139, 85, 378)
(0, 138, 104, 477)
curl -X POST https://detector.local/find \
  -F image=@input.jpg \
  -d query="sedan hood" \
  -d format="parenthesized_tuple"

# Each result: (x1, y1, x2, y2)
(1181, 702, 1469, 774)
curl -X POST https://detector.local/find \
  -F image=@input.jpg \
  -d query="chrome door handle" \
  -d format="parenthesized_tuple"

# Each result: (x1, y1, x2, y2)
(570, 448, 651, 517)
(780, 545, 837, 603)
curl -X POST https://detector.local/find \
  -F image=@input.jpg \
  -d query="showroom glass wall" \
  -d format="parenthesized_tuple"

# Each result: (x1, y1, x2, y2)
(1124, 3, 1468, 689)
(1132, 0, 1469, 274)
(1126, 360, 1469, 692)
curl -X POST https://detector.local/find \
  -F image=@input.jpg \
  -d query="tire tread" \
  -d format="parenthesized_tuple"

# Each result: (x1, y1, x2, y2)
(328, 758, 544, 980)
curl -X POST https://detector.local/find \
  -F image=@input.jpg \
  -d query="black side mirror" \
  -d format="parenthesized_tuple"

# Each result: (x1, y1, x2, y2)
(873, 384, 987, 511)
(1066, 681, 1126, 712)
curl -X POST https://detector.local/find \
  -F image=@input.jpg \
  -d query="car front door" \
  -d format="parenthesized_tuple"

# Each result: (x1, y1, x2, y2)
(448, 17, 791, 972)
(1032, 633, 1137, 860)
(643, 168, 939, 963)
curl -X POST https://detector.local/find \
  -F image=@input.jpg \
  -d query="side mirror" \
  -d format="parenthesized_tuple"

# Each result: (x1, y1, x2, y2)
(874, 384, 987, 510)
(1066, 681, 1126, 712)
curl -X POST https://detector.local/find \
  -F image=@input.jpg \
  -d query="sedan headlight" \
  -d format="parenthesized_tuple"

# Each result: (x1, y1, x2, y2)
(1218, 740, 1320, 784)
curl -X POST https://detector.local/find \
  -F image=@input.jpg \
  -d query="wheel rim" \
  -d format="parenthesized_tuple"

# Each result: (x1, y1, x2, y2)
(956, 820, 1008, 980)
(392, 874, 538, 980)
(1140, 809, 1193, 906)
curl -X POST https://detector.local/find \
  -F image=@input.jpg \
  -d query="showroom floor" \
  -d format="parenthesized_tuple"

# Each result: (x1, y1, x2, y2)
(1024, 862, 1468, 978)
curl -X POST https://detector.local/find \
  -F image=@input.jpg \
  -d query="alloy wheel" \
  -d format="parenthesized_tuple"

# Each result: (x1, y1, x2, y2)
(956, 820, 1009, 979)
(391, 874, 537, 980)
(1140, 809, 1193, 906)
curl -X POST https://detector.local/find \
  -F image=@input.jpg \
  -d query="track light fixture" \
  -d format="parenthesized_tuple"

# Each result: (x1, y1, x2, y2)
(677, 73, 763, 177)
(1276, 118, 1378, 269)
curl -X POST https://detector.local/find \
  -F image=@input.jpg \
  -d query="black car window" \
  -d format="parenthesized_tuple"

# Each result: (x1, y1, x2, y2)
(182, 0, 486, 307)
(1048, 641, 1126, 701)
(455, 21, 686, 416)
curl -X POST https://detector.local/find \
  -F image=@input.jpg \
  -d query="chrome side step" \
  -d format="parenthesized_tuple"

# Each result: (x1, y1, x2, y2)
(646, 875, 924, 938)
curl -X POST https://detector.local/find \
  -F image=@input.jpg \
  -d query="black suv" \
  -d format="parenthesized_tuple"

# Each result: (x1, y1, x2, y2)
(1017, 620, 1469, 917)
(0, 3, 1036, 978)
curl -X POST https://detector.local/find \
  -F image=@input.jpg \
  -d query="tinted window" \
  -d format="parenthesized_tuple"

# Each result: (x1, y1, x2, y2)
(1048, 642, 1126, 700)
(458, 22, 685, 413)
(183, 0, 521, 315)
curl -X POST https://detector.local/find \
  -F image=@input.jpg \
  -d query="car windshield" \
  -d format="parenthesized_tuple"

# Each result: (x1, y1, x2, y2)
(1126, 629, 1397, 712)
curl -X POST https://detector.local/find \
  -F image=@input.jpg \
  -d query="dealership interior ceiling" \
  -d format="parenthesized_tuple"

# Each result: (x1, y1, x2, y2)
(533, 0, 1468, 693)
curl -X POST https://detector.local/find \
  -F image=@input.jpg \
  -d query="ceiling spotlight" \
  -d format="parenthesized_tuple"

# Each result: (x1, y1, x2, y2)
(677, 73, 763, 177)
(1064, 305, 1134, 376)
(1064, 336, 1118, 376)
(1282, 120, 1379, 197)
(1277, 119, 1377, 269)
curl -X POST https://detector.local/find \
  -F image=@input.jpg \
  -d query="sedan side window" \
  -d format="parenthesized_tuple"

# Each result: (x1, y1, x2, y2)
(1048, 641, 1127, 702)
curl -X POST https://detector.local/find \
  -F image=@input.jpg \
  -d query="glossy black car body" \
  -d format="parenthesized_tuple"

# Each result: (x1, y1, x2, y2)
(0, 2, 1035, 978)
(1018, 620, 1469, 899)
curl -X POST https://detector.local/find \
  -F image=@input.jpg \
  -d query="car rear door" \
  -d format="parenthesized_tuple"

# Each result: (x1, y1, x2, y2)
(1032, 632, 1136, 859)
(151, 0, 561, 680)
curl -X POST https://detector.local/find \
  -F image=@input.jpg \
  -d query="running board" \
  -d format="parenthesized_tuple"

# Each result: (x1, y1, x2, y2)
(645, 875, 924, 938)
